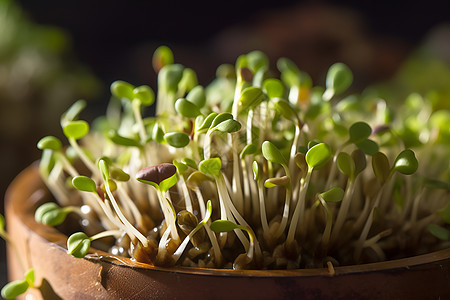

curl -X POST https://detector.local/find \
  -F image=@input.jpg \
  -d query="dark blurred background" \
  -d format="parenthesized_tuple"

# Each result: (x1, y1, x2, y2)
(1, 0, 450, 288)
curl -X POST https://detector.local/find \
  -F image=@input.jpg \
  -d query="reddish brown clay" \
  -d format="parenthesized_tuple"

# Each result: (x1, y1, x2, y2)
(5, 165, 450, 299)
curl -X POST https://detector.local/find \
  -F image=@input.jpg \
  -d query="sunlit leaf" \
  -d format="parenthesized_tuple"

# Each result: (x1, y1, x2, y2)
(262, 141, 287, 166)
(305, 143, 332, 170)
(199, 157, 222, 176)
(320, 187, 345, 203)
(63, 120, 89, 140)
(175, 98, 202, 118)
(67, 232, 91, 258)
(164, 132, 190, 148)
(392, 149, 418, 175)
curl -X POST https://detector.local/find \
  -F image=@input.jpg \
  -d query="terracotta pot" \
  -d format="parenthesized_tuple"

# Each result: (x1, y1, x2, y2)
(5, 164, 450, 299)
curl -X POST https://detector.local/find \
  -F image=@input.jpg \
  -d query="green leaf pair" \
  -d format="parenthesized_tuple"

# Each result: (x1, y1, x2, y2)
(306, 143, 332, 170)
(320, 187, 345, 203)
(1, 269, 35, 299)
(152, 45, 174, 73)
(262, 141, 288, 167)
(346, 122, 379, 156)
(67, 232, 91, 258)
(108, 130, 142, 148)
(175, 98, 202, 118)
(63, 120, 89, 140)
(37, 136, 62, 151)
(209, 113, 242, 134)
(372, 149, 418, 184)
(323, 62, 353, 101)
(35, 202, 70, 226)
(337, 149, 366, 181)
(237, 86, 264, 113)
(60, 99, 86, 127)
(199, 157, 222, 176)
(111, 80, 155, 106)
(136, 163, 178, 193)
(164, 132, 190, 148)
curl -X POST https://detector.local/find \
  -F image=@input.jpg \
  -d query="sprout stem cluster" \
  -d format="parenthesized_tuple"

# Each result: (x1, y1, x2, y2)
(33, 47, 449, 270)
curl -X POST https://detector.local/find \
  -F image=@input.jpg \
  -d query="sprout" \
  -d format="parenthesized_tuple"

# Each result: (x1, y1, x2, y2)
(60, 99, 87, 127)
(137, 163, 180, 243)
(67, 232, 92, 258)
(63, 120, 89, 140)
(210, 219, 257, 270)
(262, 141, 292, 239)
(317, 187, 345, 255)
(152, 45, 174, 73)
(323, 62, 353, 101)
(287, 143, 332, 244)
(108, 130, 142, 148)
(237, 86, 264, 114)
(175, 98, 202, 118)
(199, 158, 222, 176)
(173, 200, 213, 263)
(1, 269, 35, 299)
(67, 230, 123, 258)
(263, 78, 285, 99)
(34, 202, 75, 226)
(391, 149, 418, 176)
(32, 46, 449, 270)
(164, 132, 190, 148)
(186, 85, 206, 108)
(427, 224, 450, 241)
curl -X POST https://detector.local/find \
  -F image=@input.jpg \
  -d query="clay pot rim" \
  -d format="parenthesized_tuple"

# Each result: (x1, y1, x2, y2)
(7, 163, 450, 278)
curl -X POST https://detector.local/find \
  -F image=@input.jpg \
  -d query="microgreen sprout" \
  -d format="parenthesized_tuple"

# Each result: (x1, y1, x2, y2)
(317, 187, 345, 256)
(136, 163, 180, 244)
(34, 46, 449, 270)
(210, 219, 257, 270)
(1, 215, 40, 298)
(34, 202, 78, 226)
(1, 269, 36, 299)
(67, 230, 122, 258)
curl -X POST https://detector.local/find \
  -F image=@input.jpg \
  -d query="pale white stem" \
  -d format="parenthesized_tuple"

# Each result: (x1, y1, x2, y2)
(257, 180, 269, 234)
(325, 145, 345, 190)
(331, 180, 355, 242)
(157, 224, 172, 258)
(79, 193, 116, 230)
(117, 184, 144, 228)
(90, 230, 123, 241)
(354, 187, 384, 261)
(241, 159, 252, 216)
(68, 138, 100, 179)
(231, 134, 244, 214)
(247, 108, 254, 145)
(203, 131, 212, 160)
(216, 174, 250, 250)
(288, 125, 301, 175)
(286, 171, 311, 243)
(362, 229, 392, 248)
(178, 176, 193, 213)
(131, 99, 148, 142)
(156, 189, 179, 242)
(205, 224, 223, 266)
(57, 152, 79, 178)
(410, 189, 425, 224)
(105, 183, 148, 247)
(353, 195, 372, 234)
(47, 162, 71, 206)
(321, 201, 333, 251)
